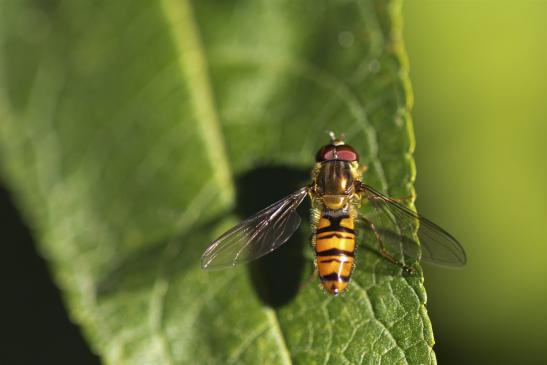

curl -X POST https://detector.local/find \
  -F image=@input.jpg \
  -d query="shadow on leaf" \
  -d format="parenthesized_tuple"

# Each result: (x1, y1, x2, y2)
(235, 165, 312, 308)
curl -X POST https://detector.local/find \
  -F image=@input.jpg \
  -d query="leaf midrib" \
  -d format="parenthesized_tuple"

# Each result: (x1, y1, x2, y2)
(160, 0, 234, 206)
(159, 0, 294, 363)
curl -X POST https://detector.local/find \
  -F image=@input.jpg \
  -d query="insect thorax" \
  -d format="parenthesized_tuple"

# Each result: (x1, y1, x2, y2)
(311, 160, 361, 211)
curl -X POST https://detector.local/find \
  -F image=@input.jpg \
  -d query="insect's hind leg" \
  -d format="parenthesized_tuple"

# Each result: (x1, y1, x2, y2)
(299, 266, 318, 291)
(358, 215, 415, 274)
(298, 232, 318, 291)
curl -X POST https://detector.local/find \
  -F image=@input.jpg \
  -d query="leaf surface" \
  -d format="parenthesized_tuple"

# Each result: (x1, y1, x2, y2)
(0, 0, 435, 364)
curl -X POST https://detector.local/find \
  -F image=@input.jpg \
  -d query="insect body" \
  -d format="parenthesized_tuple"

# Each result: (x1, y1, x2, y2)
(201, 134, 466, 296)
(311, 144, 361, 294)
(314, 211, 357, 294)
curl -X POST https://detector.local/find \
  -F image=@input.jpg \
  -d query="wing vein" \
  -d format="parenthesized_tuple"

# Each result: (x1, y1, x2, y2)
(360, 184, 466, 267)
(202, 187, 308, 270)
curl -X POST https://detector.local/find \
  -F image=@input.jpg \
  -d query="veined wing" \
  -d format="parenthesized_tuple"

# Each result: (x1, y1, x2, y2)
(201, 187, 309, 271)
(360, 184, 466, 267)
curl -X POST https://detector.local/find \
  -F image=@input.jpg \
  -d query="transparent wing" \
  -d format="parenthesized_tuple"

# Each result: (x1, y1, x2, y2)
(201, 187, 309, 271)
(360, 184, 466, 267)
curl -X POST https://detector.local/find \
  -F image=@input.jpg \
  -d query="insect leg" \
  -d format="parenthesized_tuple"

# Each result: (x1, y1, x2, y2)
(299, 267, 318, 291)
(359, 214, 415, 274)
(382, 193, 415, 204)
(355, 182, 415, 203)
(358, 164, 369, 176)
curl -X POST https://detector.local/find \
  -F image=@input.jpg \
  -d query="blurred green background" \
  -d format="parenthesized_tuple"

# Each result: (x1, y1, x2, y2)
(0, 1, 545, 365)
(404, 1, 546, 364)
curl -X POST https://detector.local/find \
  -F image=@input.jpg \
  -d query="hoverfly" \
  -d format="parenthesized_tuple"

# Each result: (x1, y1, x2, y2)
(201, 133, 466, 295)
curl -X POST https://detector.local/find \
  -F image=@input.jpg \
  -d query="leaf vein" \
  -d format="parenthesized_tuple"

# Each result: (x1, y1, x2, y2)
(265, 309, 293, 365)
(351, 281, 408, 365)
(161, 0, 234, 205)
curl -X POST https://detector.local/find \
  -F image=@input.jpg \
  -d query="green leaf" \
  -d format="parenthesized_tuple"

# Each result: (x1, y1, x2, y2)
(0, 0, 436, 364)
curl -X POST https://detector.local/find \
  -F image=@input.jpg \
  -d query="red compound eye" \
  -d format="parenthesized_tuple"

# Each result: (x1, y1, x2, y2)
(315, 144, 359, 162)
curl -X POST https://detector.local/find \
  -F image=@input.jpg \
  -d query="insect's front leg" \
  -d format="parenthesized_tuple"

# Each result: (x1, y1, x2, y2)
(355, 182, 415, 203)
(358, 164, 369, 176)
(382, 191, 416, 204)
(357, 214, 415, 274)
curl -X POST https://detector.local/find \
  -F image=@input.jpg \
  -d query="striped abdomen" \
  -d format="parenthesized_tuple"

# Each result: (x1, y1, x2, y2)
(314, 211, 356, 295)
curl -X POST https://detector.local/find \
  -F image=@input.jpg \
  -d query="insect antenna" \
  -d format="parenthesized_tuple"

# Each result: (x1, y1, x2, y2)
(326, 131, 346, 146)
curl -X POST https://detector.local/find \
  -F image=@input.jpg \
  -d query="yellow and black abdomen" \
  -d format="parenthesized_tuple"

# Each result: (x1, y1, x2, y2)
(314, 211, 356, 295)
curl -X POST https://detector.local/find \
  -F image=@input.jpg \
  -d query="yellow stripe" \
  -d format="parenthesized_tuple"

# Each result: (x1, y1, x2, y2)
(340, 217, 354, 229)
(317, 217, 331, 229)
(315, 237, 355, 252)
(317, 259, 354, 277)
